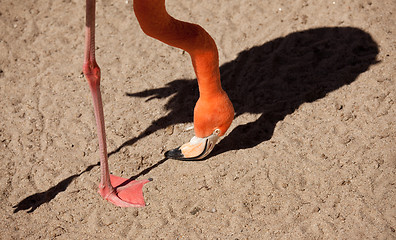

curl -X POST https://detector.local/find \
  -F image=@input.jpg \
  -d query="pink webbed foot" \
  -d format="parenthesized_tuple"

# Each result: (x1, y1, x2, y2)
(99, 175, 152, 207)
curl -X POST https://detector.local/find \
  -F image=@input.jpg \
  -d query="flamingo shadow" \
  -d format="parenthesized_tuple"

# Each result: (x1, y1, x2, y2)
(112, 27, 378, 158)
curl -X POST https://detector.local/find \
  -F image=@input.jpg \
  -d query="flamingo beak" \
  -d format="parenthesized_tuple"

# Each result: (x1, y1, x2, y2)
(165, 129, 220, 160)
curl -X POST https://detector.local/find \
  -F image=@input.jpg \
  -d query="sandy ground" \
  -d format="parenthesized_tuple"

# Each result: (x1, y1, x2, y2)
(1, 0, 395, 239)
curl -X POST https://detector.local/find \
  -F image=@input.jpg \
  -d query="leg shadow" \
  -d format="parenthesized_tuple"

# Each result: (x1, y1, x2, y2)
(12, 163, 99, 213)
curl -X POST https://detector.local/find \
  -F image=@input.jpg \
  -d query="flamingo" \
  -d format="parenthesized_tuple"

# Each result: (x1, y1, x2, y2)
(83, 0, 234, 207)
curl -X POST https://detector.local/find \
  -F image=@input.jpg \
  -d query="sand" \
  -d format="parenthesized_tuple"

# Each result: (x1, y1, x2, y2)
(1, 0, 395, 239)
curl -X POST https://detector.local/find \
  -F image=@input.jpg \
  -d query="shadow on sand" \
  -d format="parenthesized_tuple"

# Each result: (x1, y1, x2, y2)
(12, 158, 168, 213)
(12, 163, 99, 213)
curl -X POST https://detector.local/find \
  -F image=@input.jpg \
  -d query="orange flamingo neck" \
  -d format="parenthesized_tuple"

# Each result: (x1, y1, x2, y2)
(133, 0, 224, 98)
(192, 54, 223, 98)
(134, 0, 234, 137)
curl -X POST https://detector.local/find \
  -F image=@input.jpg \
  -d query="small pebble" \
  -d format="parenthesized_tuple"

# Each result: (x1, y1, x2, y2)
(190, 207, 201, 215)
(166, 125, 174, 135)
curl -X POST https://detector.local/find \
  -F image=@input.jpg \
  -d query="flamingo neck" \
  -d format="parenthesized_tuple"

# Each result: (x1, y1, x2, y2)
(192, 52, 223, 99)
(134, 0, 234, 138)
(133, 0, 224, 98)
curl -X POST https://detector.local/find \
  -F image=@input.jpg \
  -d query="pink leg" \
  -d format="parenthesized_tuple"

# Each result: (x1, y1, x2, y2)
(83, 0, 150, 207)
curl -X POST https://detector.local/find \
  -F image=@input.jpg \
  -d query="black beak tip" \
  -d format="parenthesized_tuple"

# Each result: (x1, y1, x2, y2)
(164, 147, 185, 160)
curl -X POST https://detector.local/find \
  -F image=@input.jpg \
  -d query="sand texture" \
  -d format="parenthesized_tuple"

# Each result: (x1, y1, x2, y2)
(1, 0, 395, 239)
